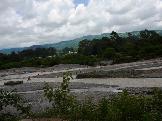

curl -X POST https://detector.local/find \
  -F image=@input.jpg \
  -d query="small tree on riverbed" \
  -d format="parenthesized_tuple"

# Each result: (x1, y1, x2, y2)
(43, 72, 77, 118)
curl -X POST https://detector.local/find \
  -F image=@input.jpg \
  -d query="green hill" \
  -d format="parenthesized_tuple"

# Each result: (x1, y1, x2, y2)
(1, 30, 162, 54)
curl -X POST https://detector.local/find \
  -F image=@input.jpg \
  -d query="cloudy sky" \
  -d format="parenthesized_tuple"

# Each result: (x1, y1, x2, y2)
(0, 0, 162, 49)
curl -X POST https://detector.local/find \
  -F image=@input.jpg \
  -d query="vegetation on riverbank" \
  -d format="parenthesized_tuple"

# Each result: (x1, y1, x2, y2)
(78, 29, 162, 63)
(0, 30, 162, 70)
(1, 73, 162, 120)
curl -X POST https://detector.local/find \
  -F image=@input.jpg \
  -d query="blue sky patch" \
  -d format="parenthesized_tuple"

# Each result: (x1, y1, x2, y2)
(74, 0, 89, 6)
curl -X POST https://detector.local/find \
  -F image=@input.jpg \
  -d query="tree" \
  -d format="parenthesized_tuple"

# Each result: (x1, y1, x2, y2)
(78, 40, 93, 55)
(43, 72, 76, 116)
(140, 29, 159, 40)
(103, 48, 116, 59)
(110, 31, 120, 41)
(110, 31, 123, 51)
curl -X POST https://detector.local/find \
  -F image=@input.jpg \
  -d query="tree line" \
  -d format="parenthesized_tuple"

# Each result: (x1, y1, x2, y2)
(0, 30, 162, 69)
(78, 30, 162, 63)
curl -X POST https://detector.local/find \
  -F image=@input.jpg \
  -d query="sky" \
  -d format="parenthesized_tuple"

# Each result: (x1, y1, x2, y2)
(0, 0, 162, 49)
(74, 0, 89, 6)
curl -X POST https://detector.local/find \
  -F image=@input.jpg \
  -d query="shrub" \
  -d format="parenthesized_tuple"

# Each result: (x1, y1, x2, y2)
(0, 89, 31, 121)
(43, 72, 76, 118)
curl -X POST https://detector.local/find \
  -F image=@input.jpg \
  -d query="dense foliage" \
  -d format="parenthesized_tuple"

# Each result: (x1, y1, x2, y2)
(0, 30, 162, 69)
(0, 47, 57, 69)
(78, 30, 162, 63)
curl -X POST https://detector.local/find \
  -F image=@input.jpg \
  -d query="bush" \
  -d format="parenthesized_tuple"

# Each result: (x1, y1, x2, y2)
(0, 89, 31, 121)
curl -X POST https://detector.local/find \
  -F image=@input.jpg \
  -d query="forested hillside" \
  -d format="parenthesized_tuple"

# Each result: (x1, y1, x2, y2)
(1, 30, 162, 54)
(0, 30, 162, 69)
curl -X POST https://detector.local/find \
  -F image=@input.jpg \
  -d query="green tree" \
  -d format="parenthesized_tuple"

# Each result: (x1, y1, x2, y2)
(43, 72, 76, 117)
(103, 48, 116, 59)
(78, 40, 93, 56)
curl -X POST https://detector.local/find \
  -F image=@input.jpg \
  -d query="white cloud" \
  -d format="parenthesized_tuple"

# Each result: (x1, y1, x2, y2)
(0, 0, 162, 49)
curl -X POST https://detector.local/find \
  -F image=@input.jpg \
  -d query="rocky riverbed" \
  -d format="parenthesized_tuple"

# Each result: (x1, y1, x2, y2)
(1, 59, 162, 112)
(0, 81, 160, 113)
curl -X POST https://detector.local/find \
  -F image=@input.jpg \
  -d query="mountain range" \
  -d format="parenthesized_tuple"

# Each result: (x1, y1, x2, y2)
(1, 30, 162, 54)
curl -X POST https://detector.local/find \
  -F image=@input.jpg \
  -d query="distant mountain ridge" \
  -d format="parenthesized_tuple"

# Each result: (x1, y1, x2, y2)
(1, 30, 162, 54)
